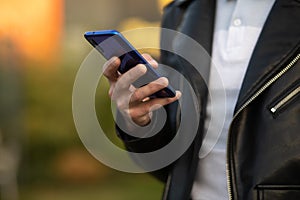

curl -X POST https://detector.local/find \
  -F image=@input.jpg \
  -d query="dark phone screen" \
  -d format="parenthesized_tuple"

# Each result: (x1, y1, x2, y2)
(89, 34, 146, 74)
(85, 31, 176, 98)
(118, 52, 144, 73)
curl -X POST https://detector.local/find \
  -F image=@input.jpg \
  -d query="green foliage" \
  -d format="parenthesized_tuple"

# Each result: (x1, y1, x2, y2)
(16, 62, 163, 199)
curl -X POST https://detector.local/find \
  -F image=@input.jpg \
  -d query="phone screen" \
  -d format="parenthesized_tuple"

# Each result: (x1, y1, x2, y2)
(88, 34, 146, 73)
(84, 30, 176, 98)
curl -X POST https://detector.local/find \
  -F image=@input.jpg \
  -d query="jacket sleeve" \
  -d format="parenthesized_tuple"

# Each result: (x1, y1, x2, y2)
(115, 101, 179, 182)
(114, 0, 192, 182)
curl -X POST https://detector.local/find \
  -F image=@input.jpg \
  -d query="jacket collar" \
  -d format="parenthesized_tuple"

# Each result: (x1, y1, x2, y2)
(235, 0, 300, 111)
(175, 0, 300, 112)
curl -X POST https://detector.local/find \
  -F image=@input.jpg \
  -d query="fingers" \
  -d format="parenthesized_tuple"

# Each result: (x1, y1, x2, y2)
(103, 57, 121, 82)
(115, 64, 147, 91)
(129, 91, 181, 120)
(142, 53, 158, 69)
(130, 77, 169, 102)
(102, 53, 179, 127)
(103, 54, 158, 83)
(113, 54, 159, 98)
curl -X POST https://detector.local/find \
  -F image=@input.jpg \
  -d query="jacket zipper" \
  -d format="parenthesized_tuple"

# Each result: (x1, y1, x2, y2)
(226, 53, 300, 200)
(270, 85, 300, 114)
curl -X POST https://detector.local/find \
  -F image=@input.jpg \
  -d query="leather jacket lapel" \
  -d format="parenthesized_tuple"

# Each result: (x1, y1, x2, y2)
(161, 1, 216, 199)
(235, 0, 300, 111)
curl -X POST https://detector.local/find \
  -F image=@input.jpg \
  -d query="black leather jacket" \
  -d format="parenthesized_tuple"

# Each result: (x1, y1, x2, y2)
(117, 0, 300, 199)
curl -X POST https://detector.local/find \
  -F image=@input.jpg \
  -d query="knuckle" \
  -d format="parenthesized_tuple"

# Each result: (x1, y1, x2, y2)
(147, 82, 156, 91)
(128, 110, 137, 119)
(133, 89, 146, 101)
(128, 107, 141, 120)
(131, 91, 141, 102)
(141, 105, 150, 115)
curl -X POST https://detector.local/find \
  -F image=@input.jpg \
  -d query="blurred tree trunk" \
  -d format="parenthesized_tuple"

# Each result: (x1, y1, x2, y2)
(0, 37, 23, 200)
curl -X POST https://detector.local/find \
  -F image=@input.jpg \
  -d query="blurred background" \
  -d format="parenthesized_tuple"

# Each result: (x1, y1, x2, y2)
(0, 0, 172, 199)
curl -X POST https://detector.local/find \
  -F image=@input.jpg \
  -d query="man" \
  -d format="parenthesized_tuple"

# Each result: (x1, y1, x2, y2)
(103, 0, 300, 199)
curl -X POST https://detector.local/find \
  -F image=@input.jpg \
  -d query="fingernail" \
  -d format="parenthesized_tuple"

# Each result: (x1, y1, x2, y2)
(176, 91, 182, 99)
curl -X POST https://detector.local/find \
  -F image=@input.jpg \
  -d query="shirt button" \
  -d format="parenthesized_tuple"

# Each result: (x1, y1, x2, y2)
(233, 18, 242, 26)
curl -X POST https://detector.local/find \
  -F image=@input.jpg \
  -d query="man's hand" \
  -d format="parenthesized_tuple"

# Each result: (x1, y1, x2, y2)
(103, 54, 181, 126)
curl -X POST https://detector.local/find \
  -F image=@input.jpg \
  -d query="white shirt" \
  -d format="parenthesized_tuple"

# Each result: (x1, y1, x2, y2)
(191, 0, 275, 199)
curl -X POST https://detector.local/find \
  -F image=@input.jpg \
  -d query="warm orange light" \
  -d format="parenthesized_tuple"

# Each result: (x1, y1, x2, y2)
(157, 0, 173, 11)
(0, 0, 63, 64)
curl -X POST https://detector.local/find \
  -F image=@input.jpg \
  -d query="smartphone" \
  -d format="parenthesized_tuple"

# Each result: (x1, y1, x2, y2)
(84, 30, 176, 98)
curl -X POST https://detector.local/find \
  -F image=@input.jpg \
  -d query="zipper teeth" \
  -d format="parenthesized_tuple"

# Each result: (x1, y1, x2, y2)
(270, 86, 300, 113)
(226, 53, 300, 200)
(233, 53, 300, 119)
(226, 163, 232, 200)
